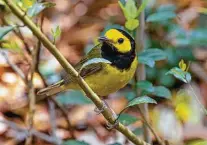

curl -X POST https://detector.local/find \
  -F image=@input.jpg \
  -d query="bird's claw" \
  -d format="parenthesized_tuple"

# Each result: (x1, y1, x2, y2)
(94, 101, 107, 114)
(106, 119, 119, 130)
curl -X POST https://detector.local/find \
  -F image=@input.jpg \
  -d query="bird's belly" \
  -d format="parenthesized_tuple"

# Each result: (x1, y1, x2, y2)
(83, 58, 137, 96)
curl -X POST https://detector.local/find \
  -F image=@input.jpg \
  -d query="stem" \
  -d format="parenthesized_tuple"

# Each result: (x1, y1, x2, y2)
(0, 50, 26, 83)
(136, 106, 165, 145)
(4, 0, 149, 144)
(25, 31, 39, 145)
(135, 0, 151, 143)
(48, 99, 60, 145)
(0, 119, 62, 144)
(50, 97, 76, 139)
(188, 84, 207, 115)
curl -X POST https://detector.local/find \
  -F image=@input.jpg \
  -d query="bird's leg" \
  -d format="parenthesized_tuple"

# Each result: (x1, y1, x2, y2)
(94, 99, 119, 129)
(94, 99, 108, 114)
(106, 104, 119, 129)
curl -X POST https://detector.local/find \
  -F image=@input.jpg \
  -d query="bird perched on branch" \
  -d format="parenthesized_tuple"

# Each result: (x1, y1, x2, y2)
(37, 28, 137, 101)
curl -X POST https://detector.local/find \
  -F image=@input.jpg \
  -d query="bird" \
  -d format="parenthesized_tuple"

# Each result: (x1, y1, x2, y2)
(37, 28, 138, 100)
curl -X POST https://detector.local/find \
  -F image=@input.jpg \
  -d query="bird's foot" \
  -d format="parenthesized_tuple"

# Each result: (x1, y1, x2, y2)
(94, 100, 107, 114)
(106, 119, 119, 130)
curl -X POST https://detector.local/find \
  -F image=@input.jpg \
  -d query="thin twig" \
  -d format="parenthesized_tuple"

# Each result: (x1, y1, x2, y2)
(0, 50, 27, 83)
(25, 16, 43, 145)
(0, 119, 62, 144)
(135, 0, 151, 143)
(4, 1, 150, 144)
(136, 106, 165, 145)
(48, 99, 61, 145)
(188, 84, 207, 115)
(25, 38, 39, 145)
(50, 97, 76, 139)
(34, 13, 76, 139)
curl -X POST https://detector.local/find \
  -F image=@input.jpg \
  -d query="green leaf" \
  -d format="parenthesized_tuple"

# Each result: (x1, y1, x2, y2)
(124, 92, 136, 101)
(139, 48, 167, 60)
(132, 127, 143, 135)
(157, 4, 176, 12)
(153, 86, 171, 99)
(166, 67, 191, 83)
(127, 96, 157, 108)
(63, 140, 89, 145)
(146, 11, 176, 22)
(21, 0, 36, 9)
(138, 48, 167, 67)
(56, 90, 92, 105)
(124, 0, 138, 19)
(51, 25, 61, 42)
(137, 80, 154, 93)
(138, 55, 155, 67)
(27, 2, 45, 17)
(27, 2, 55, 17)
(136, 0, 149, 17)
(1, 41, 21, 53)
(125, 19, 139, 31)
(118, 113, 138, 126)
(0, 26, 16, 40)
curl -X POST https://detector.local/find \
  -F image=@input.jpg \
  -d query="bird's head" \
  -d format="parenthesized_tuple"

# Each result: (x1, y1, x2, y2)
(98, 28, 135, 54)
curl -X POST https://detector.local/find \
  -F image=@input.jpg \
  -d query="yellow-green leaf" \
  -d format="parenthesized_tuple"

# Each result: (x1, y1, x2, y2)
(1, 41, 21, 53)
(21, 0, 36, 9)
(125, 19, 139, 31)
(179, 59, 187, 71)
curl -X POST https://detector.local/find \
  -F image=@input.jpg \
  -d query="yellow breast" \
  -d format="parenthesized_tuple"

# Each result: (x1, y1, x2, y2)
(67, 57, 138, 96)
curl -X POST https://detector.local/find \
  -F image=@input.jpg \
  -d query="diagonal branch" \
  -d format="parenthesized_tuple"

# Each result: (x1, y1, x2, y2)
(3, 0, 150, 144)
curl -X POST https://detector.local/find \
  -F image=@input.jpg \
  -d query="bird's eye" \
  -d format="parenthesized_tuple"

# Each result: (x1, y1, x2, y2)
(118, 38, 124, 44)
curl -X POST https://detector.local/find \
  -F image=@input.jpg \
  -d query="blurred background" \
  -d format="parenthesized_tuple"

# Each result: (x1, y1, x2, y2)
(0, 0, 207, 145)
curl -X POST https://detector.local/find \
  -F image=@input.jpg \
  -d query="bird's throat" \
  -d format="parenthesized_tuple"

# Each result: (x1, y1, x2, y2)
(101, 42, 136, 70)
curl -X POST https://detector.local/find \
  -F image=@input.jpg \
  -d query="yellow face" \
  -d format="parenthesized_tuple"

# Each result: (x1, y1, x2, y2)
(104, 29, 132, 53)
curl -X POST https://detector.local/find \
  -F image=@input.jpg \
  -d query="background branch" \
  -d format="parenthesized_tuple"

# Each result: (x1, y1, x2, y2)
(0, 119, 62, 144)
(135, 0, 151, 143)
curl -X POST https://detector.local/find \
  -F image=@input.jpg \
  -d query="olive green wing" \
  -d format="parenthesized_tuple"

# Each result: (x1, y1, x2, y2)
(64, 43, 104, 83)
(75, 43, 103, 71)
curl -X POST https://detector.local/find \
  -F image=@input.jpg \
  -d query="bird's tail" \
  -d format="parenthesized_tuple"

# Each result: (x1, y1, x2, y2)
(37, 80, 65, 101)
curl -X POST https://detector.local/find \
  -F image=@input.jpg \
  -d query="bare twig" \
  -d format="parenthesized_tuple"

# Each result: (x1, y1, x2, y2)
(25, 38, 39, 145)
(48, 99, 61, 145)
(25, 15, 43, 145)
(50, 97, 76, 139)
(136, 106, 165, 145)
(135, 0, 151, 143)
(34, 14, 76, 139)
(0, 50, 27, 83)
(0, 119, 62, 144)
(4, 1, 150, 144)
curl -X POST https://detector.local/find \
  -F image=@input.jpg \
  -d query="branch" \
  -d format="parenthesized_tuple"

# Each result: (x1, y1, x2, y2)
(136, 106, 165, 145)
(48, 99, 61, 145)
(3, 0, 149, 144)
(0, 119, 62, 144)
(25, 12, 44, 145)
(0, 50, 27, 83)
(50, 97, 76, 139)
(135, 0, 151, 143)
(25, 30, 39, 145)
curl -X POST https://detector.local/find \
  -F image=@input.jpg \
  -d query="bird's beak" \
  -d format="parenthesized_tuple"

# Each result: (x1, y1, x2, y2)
(98, 36, 111, 43)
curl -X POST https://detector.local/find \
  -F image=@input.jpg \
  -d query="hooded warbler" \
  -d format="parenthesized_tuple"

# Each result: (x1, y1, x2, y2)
(37, 28, 138, 97)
